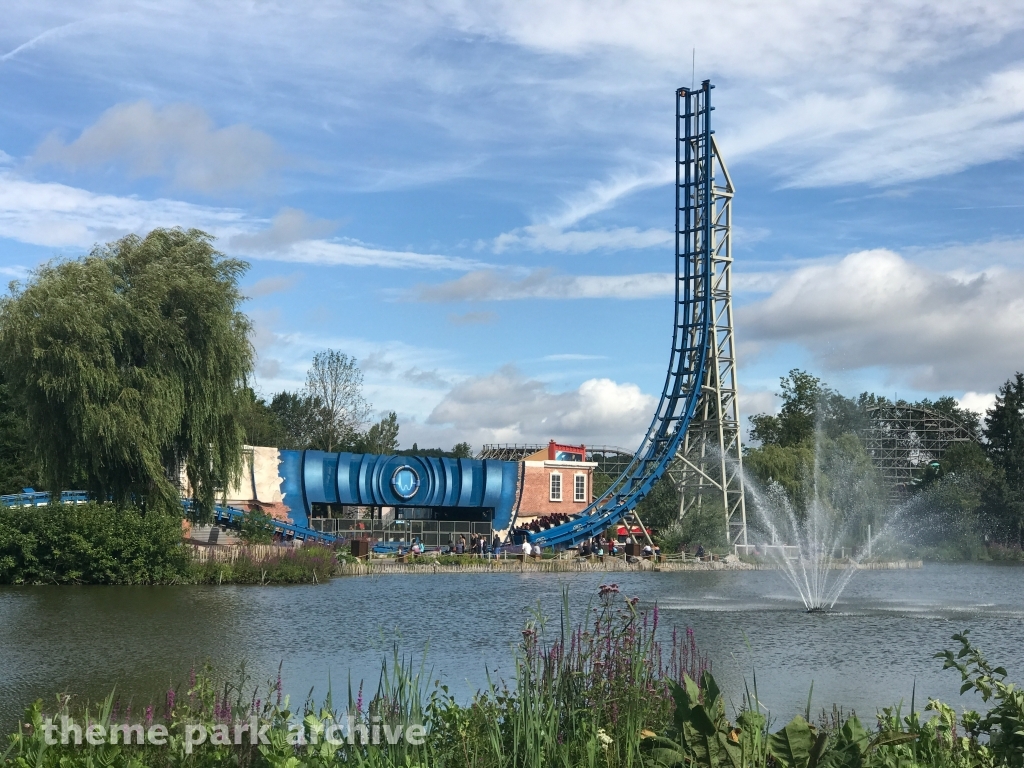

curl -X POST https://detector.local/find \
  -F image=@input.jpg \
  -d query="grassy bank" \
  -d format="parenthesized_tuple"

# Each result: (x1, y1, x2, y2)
(3, 587, 1022, 768)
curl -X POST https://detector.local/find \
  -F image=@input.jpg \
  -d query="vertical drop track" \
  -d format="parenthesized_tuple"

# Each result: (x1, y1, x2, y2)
(528, 82, 717, 548)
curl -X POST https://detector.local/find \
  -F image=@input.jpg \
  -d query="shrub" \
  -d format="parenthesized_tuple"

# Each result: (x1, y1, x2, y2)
(0, 502, 191, 584)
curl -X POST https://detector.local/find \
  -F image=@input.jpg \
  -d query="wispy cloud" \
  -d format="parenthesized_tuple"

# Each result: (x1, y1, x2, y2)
(413, 269, 673, 301)
(229, 208, 337, 252)
(0, 171, 252, 248)
(1, 18, 93, 63)
(261, 238, 484, 271)
(0, 173, 481, 271)
(244, 273, 302, 298)
(493, 224, 671, 254)
(448, 310, 497, 326)
(542, 353, 606, 361)
(0, 264, 29, 278)
(492, 166, 673, 254)
(546, 167, 671, 229)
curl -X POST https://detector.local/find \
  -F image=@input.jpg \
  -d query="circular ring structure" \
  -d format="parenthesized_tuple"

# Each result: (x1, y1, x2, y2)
(390, 465, 421, 500)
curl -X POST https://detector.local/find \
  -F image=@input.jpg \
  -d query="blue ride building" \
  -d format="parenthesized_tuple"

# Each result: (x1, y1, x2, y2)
(223, 447, 521, 548)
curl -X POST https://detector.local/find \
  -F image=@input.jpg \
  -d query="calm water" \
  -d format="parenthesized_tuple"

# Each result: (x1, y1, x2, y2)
(2, 563, 1023, 730)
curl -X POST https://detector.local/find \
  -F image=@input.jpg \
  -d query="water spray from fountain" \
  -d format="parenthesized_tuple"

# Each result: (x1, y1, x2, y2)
(741, 431, 894, 613)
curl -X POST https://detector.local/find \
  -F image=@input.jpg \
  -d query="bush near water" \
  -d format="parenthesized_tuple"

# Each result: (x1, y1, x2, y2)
(3, 588, 1023, 768)
(0, 502, 344, 585)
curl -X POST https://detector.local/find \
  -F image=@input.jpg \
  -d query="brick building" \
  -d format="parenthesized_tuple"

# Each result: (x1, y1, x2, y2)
(515, 441, 596, 524)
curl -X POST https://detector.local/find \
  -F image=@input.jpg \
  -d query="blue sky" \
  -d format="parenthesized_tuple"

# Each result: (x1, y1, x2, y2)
(2, 1, 1023, 451)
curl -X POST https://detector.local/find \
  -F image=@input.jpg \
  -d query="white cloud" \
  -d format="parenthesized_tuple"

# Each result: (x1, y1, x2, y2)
(33, 100, 282, 193)
(739, 248, 1024, 391)
(413, 269, 673, 301)
(959, 391, 996, 416)
(426, 365, 656, 447)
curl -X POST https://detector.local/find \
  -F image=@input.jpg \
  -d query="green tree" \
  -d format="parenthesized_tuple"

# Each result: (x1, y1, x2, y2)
(0, 228, 253, 519)
(269, 391, 315, 449)
(450, 441, 473, 458)
(358, 411, 400, 454)
(748, 370, 824, 447)
(983, 372, 1024, 546)
(743, 442, 815, 508)
(0, 368, 40, 494)
(912, 441, 994, 556)
(239, 387, 287, 447)
(303, 350, 370, 452)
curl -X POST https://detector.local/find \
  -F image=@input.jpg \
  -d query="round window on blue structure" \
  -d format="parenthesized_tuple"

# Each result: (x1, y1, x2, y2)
(391, 465, 420, 500)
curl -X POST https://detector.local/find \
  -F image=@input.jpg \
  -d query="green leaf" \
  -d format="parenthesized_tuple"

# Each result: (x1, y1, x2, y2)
(839, 715, 870, 750)
(768, 716, 815, 768)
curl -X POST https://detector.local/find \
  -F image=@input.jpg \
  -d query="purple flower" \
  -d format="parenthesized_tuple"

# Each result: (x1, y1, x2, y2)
(145, 706, 153, 727)
(166, 689, 175, 716)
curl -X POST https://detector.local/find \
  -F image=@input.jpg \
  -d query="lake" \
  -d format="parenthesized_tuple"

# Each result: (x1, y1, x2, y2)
(2, 563, 1022, 731)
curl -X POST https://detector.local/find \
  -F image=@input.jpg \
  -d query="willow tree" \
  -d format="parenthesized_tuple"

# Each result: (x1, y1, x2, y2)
(0, 228, 253, 519)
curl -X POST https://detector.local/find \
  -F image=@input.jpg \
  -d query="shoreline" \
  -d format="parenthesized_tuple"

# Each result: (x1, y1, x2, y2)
(330, 556, 924, 576)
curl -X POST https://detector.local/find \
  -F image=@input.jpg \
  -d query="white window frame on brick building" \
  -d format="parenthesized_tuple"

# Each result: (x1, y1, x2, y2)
(574, 473, 587, 502)
(549, 472, 562, 501)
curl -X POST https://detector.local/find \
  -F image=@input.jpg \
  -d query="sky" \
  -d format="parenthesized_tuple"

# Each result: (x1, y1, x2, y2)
(1, 1, 1023, 453)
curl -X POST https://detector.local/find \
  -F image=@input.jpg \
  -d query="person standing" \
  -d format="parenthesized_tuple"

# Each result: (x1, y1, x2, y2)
(523, 540, 532, 558)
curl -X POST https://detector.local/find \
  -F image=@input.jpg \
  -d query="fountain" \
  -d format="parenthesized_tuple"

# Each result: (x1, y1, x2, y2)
(742, 441, 890, 613)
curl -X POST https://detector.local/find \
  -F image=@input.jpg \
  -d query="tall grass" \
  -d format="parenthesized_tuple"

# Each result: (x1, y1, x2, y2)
(186, 545, 338, 584)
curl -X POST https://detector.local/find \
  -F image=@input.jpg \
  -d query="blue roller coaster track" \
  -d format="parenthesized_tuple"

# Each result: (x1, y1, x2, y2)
(525, 81, 718, 549)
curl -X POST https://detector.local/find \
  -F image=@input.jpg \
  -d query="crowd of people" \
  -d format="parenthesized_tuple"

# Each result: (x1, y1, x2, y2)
(392, 533, 715, 561)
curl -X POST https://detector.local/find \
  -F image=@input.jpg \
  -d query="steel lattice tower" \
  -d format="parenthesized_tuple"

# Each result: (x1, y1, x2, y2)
(666, 82, 748, 548)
